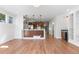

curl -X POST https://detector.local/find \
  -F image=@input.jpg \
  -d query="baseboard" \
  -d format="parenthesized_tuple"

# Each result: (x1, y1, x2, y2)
(54, 37, 61, 40)
(69, 40, 79, 47)
(0, 39, 13, 45)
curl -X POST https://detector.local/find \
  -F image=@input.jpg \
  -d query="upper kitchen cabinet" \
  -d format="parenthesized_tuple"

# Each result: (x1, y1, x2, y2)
(23, 21, 49, 29)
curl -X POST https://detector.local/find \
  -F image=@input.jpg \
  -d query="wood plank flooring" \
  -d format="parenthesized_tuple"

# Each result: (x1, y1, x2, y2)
(0, 36, 79, 54)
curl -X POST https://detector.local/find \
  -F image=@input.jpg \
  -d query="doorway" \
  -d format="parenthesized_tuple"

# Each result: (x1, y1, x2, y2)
(52, 23, 54, 37)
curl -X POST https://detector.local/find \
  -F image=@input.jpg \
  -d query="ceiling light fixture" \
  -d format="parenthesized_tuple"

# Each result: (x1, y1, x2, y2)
(66, 9, 71, 12)
(33, 5, 40, 7)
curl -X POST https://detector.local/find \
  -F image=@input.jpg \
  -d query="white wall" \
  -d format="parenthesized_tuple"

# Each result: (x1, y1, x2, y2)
(53, 14, 68, 39)
(0, 9, 15, 44)
(0, 23, 15, 44)
(68, 10, 79, 47)
(14, 14, 23, 39)
(75, 12, 79, 41)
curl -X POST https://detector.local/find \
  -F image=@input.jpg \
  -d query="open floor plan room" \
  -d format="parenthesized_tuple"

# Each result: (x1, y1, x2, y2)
(0, 5, 79, 54)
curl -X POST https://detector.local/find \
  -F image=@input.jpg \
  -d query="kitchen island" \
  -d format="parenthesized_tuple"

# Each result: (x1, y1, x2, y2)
(23, 29, 46, 39)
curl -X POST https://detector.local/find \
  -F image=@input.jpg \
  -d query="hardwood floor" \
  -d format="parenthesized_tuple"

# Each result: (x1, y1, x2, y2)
(0, 36, 79, 54)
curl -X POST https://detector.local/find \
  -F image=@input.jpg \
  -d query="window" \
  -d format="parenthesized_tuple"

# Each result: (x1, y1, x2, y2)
(8, 16, 13, 24)
(0, 13, 5, 22)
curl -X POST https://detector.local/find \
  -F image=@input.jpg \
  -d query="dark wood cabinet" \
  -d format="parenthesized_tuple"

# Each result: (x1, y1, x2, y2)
(24, 30, 44, 37)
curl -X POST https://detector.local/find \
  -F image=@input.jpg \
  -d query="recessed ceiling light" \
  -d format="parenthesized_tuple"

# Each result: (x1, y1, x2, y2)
(66, 9, 71, 12)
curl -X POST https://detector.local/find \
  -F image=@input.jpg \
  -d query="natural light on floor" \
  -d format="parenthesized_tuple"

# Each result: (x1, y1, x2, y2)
(0, 46, 9, 48)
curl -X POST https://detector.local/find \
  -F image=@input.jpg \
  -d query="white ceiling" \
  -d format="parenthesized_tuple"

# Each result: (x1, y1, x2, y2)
(0, 5, 79, 20)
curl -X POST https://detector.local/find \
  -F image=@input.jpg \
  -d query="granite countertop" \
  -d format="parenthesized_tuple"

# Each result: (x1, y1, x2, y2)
(61, 29, 68, 32)
(23, 29, 45, 31)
